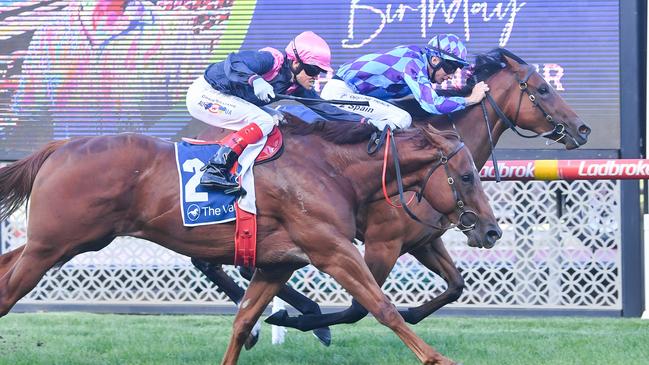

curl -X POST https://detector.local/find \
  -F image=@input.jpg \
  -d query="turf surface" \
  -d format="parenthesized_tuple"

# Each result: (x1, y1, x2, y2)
(0, 313, 646, 364)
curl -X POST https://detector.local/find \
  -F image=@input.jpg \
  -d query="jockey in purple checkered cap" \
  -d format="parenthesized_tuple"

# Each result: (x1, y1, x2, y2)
(322, 34, 489, 130)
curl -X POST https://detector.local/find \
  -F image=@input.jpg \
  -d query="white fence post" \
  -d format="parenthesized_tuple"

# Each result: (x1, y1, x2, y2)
(271, 297, 287, 344)
(643, 214, 649, 319)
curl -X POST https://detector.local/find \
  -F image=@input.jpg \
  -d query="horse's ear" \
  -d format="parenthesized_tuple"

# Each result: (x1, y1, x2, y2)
(502, 54, 521, 71)
(421, 125, 444, 147)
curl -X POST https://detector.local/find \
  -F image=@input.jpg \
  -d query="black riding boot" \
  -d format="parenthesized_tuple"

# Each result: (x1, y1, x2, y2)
(200, 145, 240, 189)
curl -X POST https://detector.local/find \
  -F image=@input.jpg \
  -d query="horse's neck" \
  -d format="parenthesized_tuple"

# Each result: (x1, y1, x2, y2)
(318, 135, 434, 203)
(453, 92, 509, 168)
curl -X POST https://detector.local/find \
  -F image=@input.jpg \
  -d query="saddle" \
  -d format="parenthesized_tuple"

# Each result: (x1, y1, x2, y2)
(180, 126, 284, 268)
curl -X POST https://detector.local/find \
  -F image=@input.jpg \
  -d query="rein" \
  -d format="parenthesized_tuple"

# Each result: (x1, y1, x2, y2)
(373, 127, 476, 232)
(484, 67, 566, 139)
(382, 130, 416, 207)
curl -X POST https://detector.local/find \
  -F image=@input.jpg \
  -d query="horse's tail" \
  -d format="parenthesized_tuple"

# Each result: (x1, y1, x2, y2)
(0, 140, 68, 221)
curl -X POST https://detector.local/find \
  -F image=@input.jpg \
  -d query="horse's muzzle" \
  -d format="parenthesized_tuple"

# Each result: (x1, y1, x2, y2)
(565, 121, 591, 150)
(483, 225, 502, 249)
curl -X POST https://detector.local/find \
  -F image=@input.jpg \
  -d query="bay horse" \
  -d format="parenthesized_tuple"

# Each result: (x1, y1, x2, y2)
(0, 118, 500, 364)
(190, 48, 592, 335)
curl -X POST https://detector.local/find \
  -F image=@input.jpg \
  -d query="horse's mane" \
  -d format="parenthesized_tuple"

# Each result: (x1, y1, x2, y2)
(415, 127, 461, 150)
(436, 47, 527, 98)
(432, 128, 461, 142)
(282, 114, 377, 144)
(281, 113, 461, 151)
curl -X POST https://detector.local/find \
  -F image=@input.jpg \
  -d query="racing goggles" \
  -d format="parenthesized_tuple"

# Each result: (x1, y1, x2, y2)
(440, 59, 465, 74)
(301, 63, 325, 77)
(293, 44, 325, 77)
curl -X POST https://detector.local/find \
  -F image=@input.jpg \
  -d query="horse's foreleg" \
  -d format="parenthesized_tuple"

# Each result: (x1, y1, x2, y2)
(239, 265, 332, 346)
(266, 238, 403, 331)
(191, 260, 263, 350)
(239, 266, 324, 318)
(403, 238, 464, 324)
(220, 268, 293, 365)
(0, 245, 25, 279)
(192, 260, 326, 320)
(311, 238, 454, 365)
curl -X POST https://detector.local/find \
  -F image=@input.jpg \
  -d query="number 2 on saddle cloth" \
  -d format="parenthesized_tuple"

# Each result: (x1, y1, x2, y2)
(178, 127, 284, 267)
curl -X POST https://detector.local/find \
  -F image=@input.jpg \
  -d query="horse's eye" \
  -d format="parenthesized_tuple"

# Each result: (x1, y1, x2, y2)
(461, 174, 473, 183)
(538, 85, 549, 94)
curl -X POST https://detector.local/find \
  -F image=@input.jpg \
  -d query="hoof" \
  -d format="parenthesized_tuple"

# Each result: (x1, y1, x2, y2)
(312, 327, 331, 346)
(265, 309, 289, 326)
(243, 332, 259, 350)
(244, 320, 261, 350)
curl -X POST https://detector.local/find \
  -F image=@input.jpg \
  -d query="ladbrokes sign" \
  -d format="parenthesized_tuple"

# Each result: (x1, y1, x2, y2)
(480, 160, 649, 181)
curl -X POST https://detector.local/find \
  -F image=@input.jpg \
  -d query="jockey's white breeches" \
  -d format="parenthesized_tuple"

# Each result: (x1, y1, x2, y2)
(320, 78, 412, 130)
(186, 75, 275, 135)
(186, 75, 277, 214)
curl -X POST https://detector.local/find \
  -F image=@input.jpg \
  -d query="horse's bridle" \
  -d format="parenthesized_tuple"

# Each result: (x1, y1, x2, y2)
(478, 65, 580, 181)
(412, 140, 478, 232)
(482, 66, 567, 140)
(370, 127, 478, 232)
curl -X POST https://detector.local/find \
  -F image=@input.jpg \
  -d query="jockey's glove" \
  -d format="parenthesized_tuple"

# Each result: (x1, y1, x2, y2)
(253, 78, 275, 102)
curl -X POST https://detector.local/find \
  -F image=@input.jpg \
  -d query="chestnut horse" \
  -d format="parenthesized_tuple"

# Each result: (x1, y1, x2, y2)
(0, 119, 499, 364)
(191, 48, 592, 335)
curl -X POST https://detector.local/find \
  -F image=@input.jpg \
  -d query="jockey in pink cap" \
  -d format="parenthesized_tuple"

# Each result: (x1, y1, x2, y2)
(186, 31, 366, 190)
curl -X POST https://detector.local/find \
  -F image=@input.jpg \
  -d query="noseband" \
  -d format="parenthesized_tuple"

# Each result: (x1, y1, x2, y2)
(482, 67, 568, 140)
(413, 140, 478, 232)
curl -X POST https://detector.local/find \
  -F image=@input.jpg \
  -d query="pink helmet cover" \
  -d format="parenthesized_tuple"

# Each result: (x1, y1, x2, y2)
(285, 31, 333, 72)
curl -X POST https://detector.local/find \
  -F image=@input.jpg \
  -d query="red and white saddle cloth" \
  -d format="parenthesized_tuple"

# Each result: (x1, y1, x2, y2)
(182, 126, 284, 267)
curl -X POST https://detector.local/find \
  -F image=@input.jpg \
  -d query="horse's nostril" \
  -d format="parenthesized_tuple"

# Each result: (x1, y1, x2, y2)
(483, 229, 501, 249)
(578, 125, 591, 136)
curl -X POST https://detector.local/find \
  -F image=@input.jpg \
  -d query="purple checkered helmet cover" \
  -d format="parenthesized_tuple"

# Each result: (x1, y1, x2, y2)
(425, 34, 469, 66)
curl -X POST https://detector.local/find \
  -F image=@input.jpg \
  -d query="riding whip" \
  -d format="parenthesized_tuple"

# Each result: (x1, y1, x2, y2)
(276, 94, 370, 106)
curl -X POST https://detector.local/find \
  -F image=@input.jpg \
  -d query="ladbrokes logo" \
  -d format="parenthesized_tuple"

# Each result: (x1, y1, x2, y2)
(577, 160, 649, 177)
(480, 161, 534, 179)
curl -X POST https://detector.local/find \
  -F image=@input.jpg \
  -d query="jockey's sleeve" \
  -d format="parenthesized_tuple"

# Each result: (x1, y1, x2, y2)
(402, 59, 467, 115)
(295, 88, 367, 123)
(223, 50, 276, 84)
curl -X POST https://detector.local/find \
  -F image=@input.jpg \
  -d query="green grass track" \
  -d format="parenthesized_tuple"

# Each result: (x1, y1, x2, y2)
(0, 313, 647, 365)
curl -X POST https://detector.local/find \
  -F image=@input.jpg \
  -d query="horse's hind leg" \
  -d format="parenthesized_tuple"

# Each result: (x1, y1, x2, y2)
(0, 235, 113, 317)
(0, 239, 68, 316)
(221, 268, 293, 365)
(0, 246, 25, 279)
